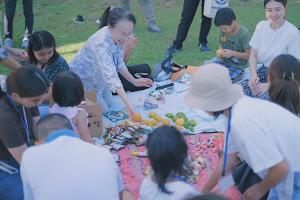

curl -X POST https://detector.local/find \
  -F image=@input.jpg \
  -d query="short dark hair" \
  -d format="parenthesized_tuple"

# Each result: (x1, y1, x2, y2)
(214, 7, 236, 26)
(147, 126, 191, 194)
(3, 64, 49, 97)
(264, 0, 287, 7)
(187, 194, 229, 200)
(28, 30, 59, 65)
(36, 113, 73, 140)
(52, 71, 84, 107)
(268, 54, 300, 115)
(99, 7, 136, 29)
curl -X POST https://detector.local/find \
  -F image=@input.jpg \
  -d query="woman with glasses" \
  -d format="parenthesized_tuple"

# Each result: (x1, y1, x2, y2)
(70, 7, 153, 118)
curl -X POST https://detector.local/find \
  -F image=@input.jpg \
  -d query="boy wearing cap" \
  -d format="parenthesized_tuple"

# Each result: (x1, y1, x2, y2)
(185, 63, 300, 200)
(206, 7, 251, 83)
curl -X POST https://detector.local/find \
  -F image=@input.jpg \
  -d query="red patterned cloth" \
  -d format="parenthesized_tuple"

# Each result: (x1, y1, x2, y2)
(118, 133, 242, 199)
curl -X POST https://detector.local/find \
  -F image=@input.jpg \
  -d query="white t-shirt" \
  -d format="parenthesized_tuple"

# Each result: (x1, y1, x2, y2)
(250, 20, 300, 67)
(226, 96, 300, 199)
(139, 176, 200, 200)
(21, 134, 124, 200)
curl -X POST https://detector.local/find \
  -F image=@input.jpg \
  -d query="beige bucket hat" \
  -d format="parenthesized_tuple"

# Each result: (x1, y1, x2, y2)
(184, 63, 244, 112)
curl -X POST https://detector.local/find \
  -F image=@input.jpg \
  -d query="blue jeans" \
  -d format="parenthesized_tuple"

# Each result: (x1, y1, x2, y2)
(0, 159, 23, 200)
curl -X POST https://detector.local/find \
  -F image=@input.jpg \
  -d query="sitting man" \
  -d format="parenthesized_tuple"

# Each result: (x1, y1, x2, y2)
(21, 113, 132, 200)
(206, 7, 251, 83)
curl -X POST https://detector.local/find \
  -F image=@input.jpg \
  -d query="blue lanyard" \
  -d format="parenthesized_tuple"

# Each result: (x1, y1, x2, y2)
(222, 108, 232, 176)
(45, 129, 79, 143)
(5, 94, 31, 146)
(171, 174, 188, 183)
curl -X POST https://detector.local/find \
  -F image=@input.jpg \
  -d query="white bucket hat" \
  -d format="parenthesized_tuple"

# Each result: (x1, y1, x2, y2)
(184, 63, 244, 112)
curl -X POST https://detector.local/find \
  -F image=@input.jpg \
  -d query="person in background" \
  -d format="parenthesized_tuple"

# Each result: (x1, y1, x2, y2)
(50, 71, 93, 143)
(3, 0, 34, 48)
(166, 0, 212, 55)
(268, 54, 300, 116)
(0, 65, 49, 200)
(21, 113, 134, 200)
(70, 7, 153, 117)
(139, 126, 199, 200)
(120, 0, 161, 32)
(241, 0, 300, 98)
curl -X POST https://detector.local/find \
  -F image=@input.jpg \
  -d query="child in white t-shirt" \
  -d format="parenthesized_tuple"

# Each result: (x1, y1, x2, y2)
(50, 71, 93, 143)
(139, 126, 199, 200)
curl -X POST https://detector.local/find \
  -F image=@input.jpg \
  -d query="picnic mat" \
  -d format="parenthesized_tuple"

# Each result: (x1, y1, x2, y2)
(104, 81, 226, 133)
(117, 133, 242, 199)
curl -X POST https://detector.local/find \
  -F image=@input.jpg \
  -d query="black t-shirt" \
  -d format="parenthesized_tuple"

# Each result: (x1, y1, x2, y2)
(0, 95, 38, 160)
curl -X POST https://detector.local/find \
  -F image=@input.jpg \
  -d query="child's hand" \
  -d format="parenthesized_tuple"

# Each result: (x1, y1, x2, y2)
(216, 49, 223, 58)
(221, 49, 235, 58)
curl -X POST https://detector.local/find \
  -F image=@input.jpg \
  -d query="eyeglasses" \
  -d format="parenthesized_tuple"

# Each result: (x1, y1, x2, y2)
(119, 31, 135, 40)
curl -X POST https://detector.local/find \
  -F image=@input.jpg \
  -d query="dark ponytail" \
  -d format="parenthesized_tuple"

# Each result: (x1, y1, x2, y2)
(268, 54, 300, 115)
(146, 126, 191, 194)
(98, 7, 136, 30)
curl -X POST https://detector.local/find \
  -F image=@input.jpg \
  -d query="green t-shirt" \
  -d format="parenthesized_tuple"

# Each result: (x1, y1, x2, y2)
(219, 26, 251, 69)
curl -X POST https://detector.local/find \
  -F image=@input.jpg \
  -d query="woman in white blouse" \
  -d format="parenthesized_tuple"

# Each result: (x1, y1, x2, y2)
(70, 7, 153, 117)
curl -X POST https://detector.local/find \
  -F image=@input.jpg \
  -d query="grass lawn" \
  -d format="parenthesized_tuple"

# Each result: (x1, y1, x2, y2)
(0, 0, 299, 74)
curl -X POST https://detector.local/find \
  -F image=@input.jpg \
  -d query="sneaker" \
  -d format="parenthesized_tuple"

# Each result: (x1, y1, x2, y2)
(166, 45, 182, 55)
(4, 38, 13, 48)
(199, 43, 210, 52)
(21, 38, 29, 49)
(148, 24, 161, 33)
(96, 19, 101, 24)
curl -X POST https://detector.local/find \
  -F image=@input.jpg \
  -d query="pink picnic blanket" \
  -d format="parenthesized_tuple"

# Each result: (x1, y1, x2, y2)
(118, 133, 242, 200)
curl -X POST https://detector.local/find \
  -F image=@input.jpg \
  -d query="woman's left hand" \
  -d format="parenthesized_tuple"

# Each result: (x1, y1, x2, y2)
(252, 82, 269, 97)
(243, 183, 267, 200)
(125, 35, 137, 50)
(133, 78, 153, 87)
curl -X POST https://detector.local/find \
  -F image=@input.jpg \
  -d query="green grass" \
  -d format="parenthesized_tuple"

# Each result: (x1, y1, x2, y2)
(1, 0, 300, 74)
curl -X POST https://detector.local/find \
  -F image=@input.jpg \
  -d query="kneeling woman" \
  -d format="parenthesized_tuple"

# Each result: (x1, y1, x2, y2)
(70, 7, 153, 117)
(0, 65, 49, 199)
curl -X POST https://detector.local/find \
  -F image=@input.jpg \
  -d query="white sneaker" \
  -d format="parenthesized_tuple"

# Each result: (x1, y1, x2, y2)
(21, 38, 29, 49)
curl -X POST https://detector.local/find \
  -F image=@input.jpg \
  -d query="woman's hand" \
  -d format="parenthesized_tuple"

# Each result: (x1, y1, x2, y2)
(248, 75, 259, 92)
(125, 35, 137, 51)
(243, 183, 267, 200)
(252, 82, 269, 97)
(11, 48, 28, 61)
(133, 78, 153, 88)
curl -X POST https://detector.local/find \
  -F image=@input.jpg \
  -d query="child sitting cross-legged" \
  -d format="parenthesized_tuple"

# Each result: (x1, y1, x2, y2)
(139, 125, 199, 200)
(50, 71, 93, 143)
(205, 7, 251, 83)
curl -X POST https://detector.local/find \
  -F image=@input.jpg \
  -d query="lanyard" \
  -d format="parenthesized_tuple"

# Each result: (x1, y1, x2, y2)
(45, 129, 79, 143)
(170, 174, 188, 183)
(222, 107, 232, 176)
(5, 94, 31, 146)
